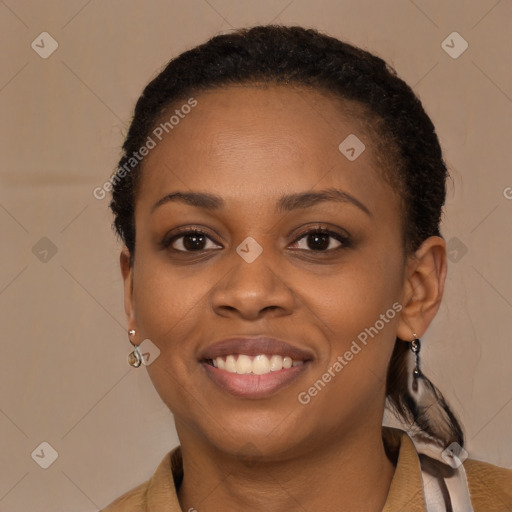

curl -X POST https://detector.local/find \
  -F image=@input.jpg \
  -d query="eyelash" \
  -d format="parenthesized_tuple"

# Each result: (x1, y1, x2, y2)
(161, 225, 352, 254)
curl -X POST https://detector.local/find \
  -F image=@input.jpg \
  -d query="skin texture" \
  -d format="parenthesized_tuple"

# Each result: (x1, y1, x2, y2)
(120, 85, 447, 511)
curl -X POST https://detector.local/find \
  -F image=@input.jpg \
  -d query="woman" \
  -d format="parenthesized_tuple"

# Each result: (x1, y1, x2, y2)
(102, 25, 511, 511)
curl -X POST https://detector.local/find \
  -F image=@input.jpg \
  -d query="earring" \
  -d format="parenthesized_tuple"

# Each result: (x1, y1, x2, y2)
(403, 332, 465, 449)
(410, 333, 421, 391)
(127, 329, 142, 368)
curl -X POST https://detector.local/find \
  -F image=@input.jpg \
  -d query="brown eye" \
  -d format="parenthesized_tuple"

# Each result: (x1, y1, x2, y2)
(165, 230, 222, 252)
(290, 228, 350, 252)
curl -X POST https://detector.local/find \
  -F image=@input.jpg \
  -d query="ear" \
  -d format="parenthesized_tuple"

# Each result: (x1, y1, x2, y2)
(396, 236, 447, 341)
(120, 246, 136, 331)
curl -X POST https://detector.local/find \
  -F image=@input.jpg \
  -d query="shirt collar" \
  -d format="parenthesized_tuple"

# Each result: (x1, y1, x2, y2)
(145, 426, 427, 511)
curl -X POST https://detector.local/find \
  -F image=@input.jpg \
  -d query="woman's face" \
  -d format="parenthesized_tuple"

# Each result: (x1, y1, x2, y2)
(124, 85, 408, 458)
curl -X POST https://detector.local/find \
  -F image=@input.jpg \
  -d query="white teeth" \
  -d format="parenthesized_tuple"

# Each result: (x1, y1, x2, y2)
(225, 355, 237, 373)
(269, 355, 283, 371)
(252, 355, 270, 375)
(236, 354, 252, 374)
(211, 354, 305, 375)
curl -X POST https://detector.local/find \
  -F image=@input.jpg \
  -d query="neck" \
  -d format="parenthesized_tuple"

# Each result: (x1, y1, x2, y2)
(176, 424, 396, 512)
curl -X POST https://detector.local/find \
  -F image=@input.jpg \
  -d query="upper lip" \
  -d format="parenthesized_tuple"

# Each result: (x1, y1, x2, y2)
(199, 335, 314, 362)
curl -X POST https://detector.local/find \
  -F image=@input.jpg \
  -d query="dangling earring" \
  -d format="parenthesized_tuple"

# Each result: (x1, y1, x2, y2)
(127, 329, 142, 368)
(402, 331, 464, 448)
(410, 333, 421, 390)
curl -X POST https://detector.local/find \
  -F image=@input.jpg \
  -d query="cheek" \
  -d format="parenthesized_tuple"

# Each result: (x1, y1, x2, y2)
(131, 257, 211, 416)
(130, 253, 213, 409)
(317, 250, 403, 337)
(132, 255, 207, 340)
(306, 251, 403, 398)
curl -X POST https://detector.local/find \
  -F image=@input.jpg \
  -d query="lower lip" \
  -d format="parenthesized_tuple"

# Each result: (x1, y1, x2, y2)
(201, 361, 310, 399)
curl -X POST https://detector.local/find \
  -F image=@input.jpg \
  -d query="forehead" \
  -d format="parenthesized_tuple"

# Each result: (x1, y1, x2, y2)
(137, 84, 396, 214)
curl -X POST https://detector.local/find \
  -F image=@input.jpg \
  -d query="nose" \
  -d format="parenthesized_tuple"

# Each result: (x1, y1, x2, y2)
(210, 248, 295, 321)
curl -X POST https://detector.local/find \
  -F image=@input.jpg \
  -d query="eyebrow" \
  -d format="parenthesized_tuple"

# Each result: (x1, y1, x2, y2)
(151, 187, 372, 217)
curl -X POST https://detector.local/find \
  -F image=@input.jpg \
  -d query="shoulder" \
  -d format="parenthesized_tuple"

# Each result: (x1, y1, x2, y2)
(100, 448, 181, 511)
(100, 480, 149, 511)
(464, 458, 512, 510)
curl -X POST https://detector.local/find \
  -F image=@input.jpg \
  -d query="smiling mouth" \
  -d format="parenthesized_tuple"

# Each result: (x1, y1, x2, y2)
(199, 335, 313, 398)
(201, 353, 312, 399)
(204, 354, 306, 375)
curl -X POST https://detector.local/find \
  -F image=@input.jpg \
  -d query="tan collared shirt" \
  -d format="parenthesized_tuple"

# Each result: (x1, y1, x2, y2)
(102, 427, 512, 511)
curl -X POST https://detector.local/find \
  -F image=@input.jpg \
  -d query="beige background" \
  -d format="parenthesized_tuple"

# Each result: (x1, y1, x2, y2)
(1, 0, 511, 510)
